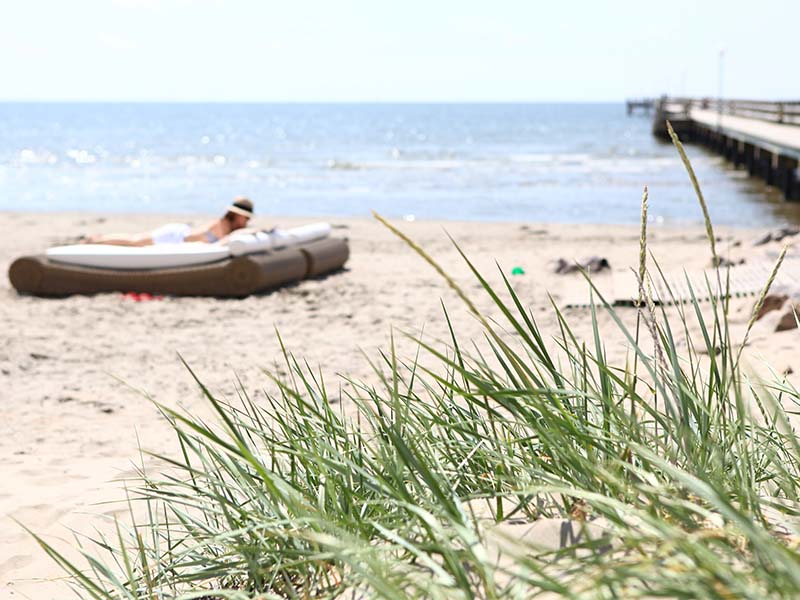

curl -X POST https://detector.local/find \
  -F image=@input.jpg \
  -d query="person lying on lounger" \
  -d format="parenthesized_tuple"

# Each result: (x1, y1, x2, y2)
(85, 197, 254, 246)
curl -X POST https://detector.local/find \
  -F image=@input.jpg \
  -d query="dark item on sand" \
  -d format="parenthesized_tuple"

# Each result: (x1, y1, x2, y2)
(753, 226, 800, 246)
(715, 257, 746, 268)
(553, 256, 611, 275)
(9, 238, 349, 298)
(752, 290, 800, 332)
(755, 293, 789, 321)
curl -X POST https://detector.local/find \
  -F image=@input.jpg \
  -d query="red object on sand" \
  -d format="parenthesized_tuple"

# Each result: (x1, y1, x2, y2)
(122, 292, 163, 302)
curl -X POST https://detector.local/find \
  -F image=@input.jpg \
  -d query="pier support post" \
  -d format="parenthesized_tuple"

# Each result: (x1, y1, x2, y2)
(776, 155, 799, 200)
(732, 140, 743, 167)
(725, 137, 738, 163)
(755, 149, 772, 184)
(744, 143, 756, 175)
(707, 128, 716, 149)
(717, 133, 726, 153)
(764, 151, 775, 186)
(697, 125, 709, 147)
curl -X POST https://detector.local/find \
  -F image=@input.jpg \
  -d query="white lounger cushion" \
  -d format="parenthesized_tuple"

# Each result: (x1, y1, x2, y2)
(46, 243, 231, 270)
(228, 222, 332, 257)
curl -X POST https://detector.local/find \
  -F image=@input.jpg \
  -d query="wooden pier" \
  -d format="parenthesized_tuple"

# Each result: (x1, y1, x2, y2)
(626, 98, 654, 115)
(651, 97, 800, 200)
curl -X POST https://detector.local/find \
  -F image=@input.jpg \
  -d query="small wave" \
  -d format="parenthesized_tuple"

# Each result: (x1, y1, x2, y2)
(66, 149, 97, 165)
(328, 158, 466, 171)
(327, 159, 363, 171)
(509, 153, 557, 163)
(15, 148, 59, 165)
(509, 153, 594, 164)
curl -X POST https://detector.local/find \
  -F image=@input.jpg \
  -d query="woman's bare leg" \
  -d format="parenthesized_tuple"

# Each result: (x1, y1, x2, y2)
(84, 234, 154, 246)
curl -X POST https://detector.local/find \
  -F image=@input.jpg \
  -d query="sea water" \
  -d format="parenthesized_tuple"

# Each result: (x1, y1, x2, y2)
(0, 102, 796, 226)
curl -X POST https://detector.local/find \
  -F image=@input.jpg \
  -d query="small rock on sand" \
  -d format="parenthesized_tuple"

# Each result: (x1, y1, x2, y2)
(753, 291, 800, 332)
(775, 307, 799, 332)
(755, 293, 789, 321)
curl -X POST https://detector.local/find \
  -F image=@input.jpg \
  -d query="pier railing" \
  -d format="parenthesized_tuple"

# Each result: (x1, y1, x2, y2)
(625, 98, 654, 115)
(656, 97, 800, 125)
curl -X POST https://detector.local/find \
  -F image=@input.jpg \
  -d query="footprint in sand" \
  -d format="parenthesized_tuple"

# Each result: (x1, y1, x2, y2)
(0, 554, 33, 572)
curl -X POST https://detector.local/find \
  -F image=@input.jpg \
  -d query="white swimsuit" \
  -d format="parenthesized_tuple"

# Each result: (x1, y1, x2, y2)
(151, 223, 191, 244)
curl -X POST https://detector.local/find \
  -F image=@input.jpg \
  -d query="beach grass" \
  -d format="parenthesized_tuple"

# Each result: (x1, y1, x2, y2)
(31, 136, 800, 598)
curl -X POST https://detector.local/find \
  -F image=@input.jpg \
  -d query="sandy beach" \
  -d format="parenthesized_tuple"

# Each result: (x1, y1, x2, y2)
(1, 211, 798, 598)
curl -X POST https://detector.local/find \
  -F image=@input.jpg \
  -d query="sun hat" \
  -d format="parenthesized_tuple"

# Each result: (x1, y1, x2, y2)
(226, 197, 254, 218)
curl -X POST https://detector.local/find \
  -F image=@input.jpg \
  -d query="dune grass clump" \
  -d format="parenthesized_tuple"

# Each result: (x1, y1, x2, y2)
(33, 133, 800, 599)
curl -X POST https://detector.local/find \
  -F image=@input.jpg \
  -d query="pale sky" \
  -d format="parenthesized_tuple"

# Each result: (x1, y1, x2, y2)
(0, 0, 797, 102)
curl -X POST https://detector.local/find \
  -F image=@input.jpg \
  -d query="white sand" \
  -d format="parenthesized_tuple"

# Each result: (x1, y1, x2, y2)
(0, 211, 796, 598)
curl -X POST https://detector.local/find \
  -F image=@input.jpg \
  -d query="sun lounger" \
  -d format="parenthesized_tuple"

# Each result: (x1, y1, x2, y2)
(9, 237, 349, 298)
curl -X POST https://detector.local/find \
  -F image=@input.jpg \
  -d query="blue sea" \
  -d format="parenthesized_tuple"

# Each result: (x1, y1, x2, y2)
(0, 103, 796, 226)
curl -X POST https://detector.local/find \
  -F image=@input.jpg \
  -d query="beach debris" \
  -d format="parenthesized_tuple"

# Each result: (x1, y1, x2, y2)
(753, 290, 800, 332)
(121, 292, 164, 302)
(698, 344, 726, 356)
(519, 225, 548, 235)
(753, 226, 800, 246)
(553, 256, 610, 275)
(52, 234, 89, 245)
(569, 499, 590, 521)
(775, 305, 799, 332)
(715, 257, 745, 268)
(511, 266, 525, 276)
(755, 292, 790, 321)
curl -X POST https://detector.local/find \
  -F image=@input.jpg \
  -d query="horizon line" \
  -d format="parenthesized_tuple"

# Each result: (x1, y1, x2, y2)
(0, 98, 646, 105)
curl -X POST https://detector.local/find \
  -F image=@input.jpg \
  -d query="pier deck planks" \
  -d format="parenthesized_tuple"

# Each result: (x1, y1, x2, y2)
(689, 109, 800, 159)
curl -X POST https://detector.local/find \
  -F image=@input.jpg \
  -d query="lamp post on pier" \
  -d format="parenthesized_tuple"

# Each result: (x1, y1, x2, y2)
(717, 49, 725, 131)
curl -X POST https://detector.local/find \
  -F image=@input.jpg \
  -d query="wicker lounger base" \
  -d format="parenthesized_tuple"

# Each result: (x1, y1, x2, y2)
(9, 238, 349, 298)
